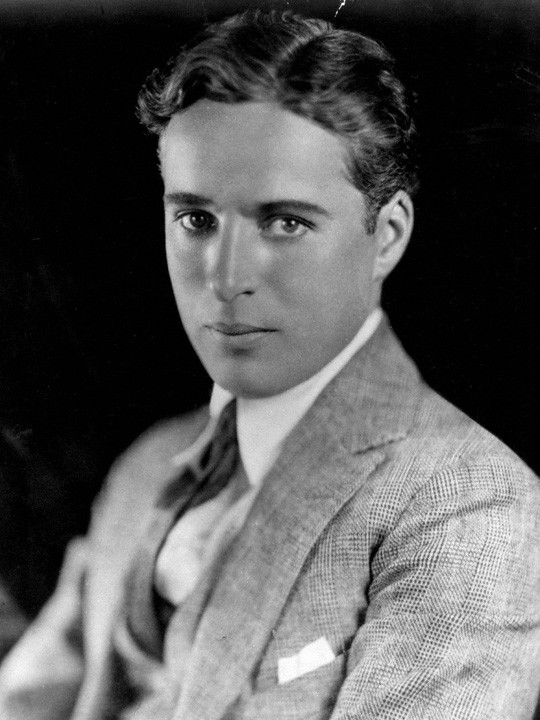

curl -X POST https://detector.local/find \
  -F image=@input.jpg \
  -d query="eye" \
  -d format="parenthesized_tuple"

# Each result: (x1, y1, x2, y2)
(176, 210, 217, 234)
(262, 216, 310, 239)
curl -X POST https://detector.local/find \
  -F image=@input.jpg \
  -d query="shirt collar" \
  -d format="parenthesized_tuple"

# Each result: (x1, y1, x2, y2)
(210, 307, 383, 487)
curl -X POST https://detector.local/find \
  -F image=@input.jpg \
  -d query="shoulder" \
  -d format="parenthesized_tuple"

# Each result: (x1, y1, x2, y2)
(412, 382, 536, 485)
(110, 407, 209, 477)
(342, 319, 538, 506)
(364, 380, 540, 532)
(92, 406, 210, 526)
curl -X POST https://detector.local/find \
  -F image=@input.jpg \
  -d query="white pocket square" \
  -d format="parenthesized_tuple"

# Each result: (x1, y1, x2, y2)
(278, 637, 335, 685)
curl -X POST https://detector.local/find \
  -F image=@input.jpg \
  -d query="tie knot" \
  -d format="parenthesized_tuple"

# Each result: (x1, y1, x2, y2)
(183, 399, 239, 510)
(156, 401, 238, 511)
(216, 399, 237, 445)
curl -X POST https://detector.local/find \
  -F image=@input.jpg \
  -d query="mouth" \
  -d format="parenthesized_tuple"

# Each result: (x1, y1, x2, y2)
(204, 321, 277, 350)
(207, 322, 275, 336)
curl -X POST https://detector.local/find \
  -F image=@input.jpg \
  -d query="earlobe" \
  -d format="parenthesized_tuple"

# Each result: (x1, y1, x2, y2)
(372, 191, 414, 282)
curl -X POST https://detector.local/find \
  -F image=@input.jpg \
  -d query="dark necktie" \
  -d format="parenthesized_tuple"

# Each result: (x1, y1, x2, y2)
(122, 400, 239, 659)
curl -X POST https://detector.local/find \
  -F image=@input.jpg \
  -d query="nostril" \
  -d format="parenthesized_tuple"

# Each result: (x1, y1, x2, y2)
(209, 278, 254, 303)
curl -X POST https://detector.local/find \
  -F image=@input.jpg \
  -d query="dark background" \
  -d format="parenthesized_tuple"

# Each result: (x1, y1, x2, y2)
(1, 0, 539, 616)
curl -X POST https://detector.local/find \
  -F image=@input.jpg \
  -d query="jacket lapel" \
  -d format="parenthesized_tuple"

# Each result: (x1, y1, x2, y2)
(173, 320, 421, 720)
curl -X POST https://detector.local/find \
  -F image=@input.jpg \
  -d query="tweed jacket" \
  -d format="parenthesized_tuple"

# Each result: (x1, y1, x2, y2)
(1, 321, 539, 720)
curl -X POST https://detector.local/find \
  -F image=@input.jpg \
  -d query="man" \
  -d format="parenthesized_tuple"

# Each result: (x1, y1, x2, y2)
(0, 10, 539, 720)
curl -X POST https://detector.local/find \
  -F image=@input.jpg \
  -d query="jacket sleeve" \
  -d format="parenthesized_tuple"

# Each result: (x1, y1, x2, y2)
(0, 537, 87, 720)
(330, 458, 540, 720)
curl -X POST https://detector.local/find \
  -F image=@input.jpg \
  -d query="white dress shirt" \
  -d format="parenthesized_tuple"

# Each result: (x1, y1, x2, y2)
(155, 308, 382, 606)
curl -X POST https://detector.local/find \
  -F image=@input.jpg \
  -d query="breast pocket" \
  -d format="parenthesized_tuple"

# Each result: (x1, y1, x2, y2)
(245, 652, 347, 720)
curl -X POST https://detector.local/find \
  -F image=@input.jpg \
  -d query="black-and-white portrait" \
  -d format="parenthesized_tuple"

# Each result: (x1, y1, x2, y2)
(1, 1, 539, 718)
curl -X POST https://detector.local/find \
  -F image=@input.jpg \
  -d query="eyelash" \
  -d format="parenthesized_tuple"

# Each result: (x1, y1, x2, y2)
(174, 211, 314, 238)
(261, 216, 313, 238)
(175, 210, 217, 234)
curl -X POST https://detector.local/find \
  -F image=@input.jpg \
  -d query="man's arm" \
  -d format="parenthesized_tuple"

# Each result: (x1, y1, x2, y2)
(331, 457, 540, 719)
(0, 537, 87, 720)
(0, 409, 209, 720)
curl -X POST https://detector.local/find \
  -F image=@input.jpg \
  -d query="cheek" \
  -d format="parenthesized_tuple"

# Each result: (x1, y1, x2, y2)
(281, 243, 368, 312)
(166, 233, 205, 288)
(165, 244, 204, 329)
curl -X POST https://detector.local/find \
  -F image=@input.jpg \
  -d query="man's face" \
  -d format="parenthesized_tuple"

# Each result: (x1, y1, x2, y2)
(160, 100, 382, 398)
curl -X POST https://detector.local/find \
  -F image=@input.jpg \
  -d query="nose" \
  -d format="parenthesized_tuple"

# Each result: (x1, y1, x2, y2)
(207, 220, 258, 303)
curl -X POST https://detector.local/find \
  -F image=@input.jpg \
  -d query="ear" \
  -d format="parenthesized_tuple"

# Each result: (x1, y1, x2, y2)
(372, 191, 414, 282)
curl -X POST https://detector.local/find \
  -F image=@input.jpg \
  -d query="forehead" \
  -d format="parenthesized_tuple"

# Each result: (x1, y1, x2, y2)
(159, 100, 359, 205)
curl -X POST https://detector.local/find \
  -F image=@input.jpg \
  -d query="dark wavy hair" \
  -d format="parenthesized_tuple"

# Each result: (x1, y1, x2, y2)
(137, 10, 419, 233)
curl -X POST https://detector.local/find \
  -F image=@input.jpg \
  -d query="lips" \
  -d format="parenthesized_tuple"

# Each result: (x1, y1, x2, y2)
(208, 322, 273, 336)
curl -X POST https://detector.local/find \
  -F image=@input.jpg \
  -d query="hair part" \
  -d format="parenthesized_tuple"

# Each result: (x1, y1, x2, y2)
(137, 10, 419, 233)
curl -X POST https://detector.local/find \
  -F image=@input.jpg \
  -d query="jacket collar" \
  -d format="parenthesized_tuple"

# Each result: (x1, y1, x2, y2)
(300, 315, 421, 455)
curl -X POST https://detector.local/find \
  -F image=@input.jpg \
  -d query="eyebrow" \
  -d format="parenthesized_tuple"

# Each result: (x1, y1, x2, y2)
(258, 200, 332, 219)
(164, 191, 213, 207)
(164, 193, 332, 219)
